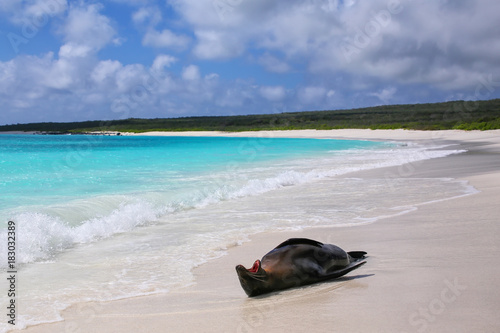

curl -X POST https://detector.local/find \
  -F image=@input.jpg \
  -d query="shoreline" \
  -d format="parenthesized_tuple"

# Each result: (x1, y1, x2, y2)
(121, 128, 498, 142)
(21, 129, 500, 332)
(2, 128, 499, 144)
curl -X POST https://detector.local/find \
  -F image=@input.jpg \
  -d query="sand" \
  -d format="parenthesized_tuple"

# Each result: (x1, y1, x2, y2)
(22, 129, 500, 333)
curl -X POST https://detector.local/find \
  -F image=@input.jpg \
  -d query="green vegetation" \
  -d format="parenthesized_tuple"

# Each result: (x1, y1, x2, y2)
(2, 99, 500, 133)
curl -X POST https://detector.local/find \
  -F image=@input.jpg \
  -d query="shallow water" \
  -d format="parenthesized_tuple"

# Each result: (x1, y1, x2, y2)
(0, 134, 473, 330)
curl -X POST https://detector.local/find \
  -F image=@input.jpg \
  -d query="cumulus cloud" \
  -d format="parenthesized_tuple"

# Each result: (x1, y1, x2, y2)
(60, 3, 116, 52)
(260, 86, 286, 102)
(151, 54, 177, 72)
(91, 60, 122, 84)
(182, 65, 201, 81)
(2, 0, 500, 125)
(369, 87, 398, 104)
(132, 6, 162, 26)
(142, 29, 191, 50)
(58, 43, 92, 58)
(0, 0, 68, 26)
(193, 29, 245, 59)
(172, 0, 500, 92)
(316, 0, 500, 90)
(19, 3, 120, 93)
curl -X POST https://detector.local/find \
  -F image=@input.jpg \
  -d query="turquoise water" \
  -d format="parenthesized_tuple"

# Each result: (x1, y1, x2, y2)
(0, 134, 381, 218)
(0, 134, 474, 331)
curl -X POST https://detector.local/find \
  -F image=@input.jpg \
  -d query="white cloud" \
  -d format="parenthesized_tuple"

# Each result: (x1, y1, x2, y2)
(170, 0, 500, 92)
(182, 65, 200, 81)
(151, 55, 177, 72)
(324, 0, 500, 90)
(58, 43, 92, 58)
(43, 59, 74, 90)
(114, 64, 148, 93)
(369, 87, 397, 103)
(3, 3, 119, 96)
(260, 86, 286, 102)
(193, 30, 244, 59)
(25, 0, 68, 20)
(91, 60, 122, 84)
(0, 0, 68, 25)
(132, 7, 162, 26)
(142, 29, 190, 50)
(1, 51, 266, 123)
(60, 3, 116, 52)
(169, 0, 220, 27)
(298, 86, 327, 104)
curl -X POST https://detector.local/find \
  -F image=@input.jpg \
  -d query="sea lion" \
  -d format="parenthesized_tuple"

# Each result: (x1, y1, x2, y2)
(235, 238, 367, 297)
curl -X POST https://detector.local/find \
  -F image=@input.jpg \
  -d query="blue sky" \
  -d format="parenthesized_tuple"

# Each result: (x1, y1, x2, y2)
(1, 0, 500, 125)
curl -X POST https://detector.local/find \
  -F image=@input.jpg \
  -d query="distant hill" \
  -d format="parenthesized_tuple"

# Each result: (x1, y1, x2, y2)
(2, 98, 500, 133)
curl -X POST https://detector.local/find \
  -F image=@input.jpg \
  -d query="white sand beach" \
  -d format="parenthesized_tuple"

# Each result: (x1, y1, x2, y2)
(23, 129, 500, 333)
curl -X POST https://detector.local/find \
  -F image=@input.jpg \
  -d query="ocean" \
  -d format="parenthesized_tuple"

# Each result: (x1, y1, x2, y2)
(0, 134, 475, 330)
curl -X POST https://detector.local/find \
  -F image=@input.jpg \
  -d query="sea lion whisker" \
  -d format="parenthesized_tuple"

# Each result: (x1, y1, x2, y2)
(246, 273, 267, 281)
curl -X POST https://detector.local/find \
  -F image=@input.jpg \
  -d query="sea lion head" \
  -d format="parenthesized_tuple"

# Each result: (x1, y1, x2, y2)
(235, 260, 271, 297)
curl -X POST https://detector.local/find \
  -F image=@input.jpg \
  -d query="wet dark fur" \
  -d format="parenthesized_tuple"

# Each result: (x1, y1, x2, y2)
(236, 238, 367, 297)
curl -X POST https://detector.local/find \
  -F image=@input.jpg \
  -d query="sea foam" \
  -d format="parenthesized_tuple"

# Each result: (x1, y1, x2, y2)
(1, 142, 465, 269)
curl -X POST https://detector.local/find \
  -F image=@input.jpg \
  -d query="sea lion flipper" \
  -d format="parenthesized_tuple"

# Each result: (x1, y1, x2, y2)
(322, 260, 367, 280)
(274, 238, 324, 249)
(347, 251, 367, 259)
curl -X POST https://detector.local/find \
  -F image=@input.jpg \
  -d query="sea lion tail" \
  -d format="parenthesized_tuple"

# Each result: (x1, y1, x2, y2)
(347, 251, 367, 259)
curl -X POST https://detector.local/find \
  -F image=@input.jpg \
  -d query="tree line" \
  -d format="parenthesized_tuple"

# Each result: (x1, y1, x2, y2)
(1, 98, 499, 133)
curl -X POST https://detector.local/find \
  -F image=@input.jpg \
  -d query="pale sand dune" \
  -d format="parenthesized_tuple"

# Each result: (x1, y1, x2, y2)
(23, 130, 500, 332)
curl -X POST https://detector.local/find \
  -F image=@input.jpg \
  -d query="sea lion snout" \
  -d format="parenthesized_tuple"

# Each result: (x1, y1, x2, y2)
(235, 260, 269, 297)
